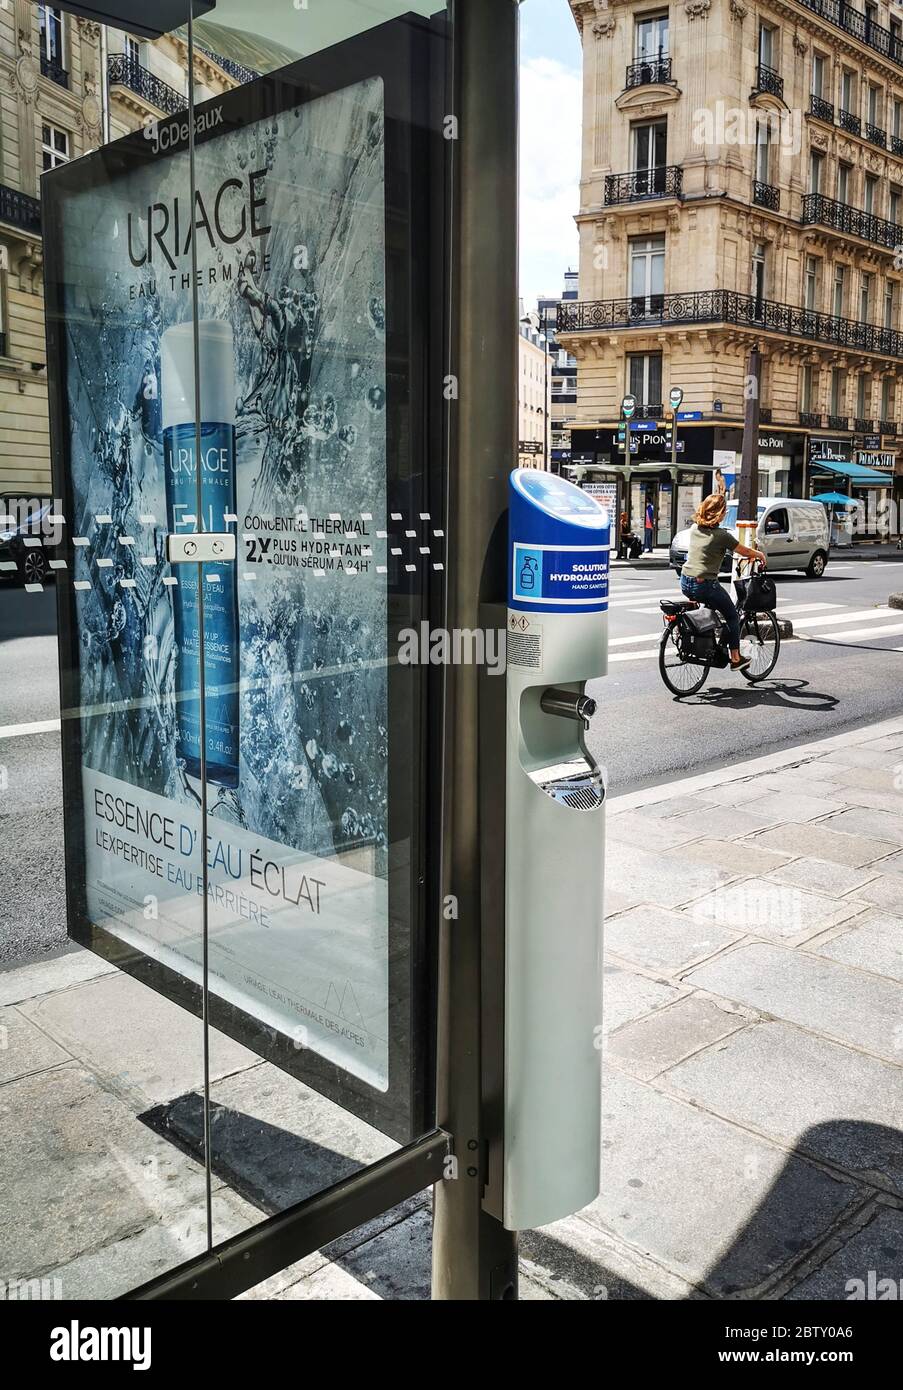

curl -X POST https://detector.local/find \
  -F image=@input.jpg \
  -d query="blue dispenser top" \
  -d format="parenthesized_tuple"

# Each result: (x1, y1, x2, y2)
(508, 469, 611, 613)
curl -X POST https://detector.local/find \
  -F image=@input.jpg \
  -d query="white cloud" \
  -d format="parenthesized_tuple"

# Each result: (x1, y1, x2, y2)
(519, 54, 581, 310)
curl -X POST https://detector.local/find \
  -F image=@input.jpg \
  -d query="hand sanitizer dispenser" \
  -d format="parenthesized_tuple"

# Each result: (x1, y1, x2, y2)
(502, 469, 609, 1231)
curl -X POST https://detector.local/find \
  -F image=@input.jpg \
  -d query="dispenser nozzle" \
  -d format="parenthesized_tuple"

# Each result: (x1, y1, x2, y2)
(540, 687, 597, 731)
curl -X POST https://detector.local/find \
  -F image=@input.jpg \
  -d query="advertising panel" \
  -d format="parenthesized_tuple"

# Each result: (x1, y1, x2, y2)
(43, 19, 439, 1138)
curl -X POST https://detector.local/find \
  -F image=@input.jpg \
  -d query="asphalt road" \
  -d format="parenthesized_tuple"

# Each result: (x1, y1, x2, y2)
(586, 554, 903, 795)
(2, 554, 903, 963)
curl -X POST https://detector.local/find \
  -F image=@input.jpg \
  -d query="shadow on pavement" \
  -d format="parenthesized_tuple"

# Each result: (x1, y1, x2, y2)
(682, 678, 840, 713)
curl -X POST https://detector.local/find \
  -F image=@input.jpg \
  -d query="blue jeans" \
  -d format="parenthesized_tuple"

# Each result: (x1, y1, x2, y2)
(644, 527, 654, 552)
(681, 575, 740, 650)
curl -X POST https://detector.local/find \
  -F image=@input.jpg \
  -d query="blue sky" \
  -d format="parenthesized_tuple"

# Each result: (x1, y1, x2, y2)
(519, 0, 582, 309)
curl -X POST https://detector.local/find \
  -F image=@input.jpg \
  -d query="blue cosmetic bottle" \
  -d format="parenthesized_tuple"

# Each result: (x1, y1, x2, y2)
(161, 319, 239, 789)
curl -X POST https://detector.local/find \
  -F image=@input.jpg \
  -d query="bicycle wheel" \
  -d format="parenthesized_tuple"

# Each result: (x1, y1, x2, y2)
(659, 623, 710, 696)
(739, 611, 781, 682)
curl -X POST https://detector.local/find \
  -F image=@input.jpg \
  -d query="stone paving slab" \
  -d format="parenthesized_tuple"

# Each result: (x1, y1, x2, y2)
(766, 858, 879, 900)
(815, 746, 896, 770)
(0, 947, 115, 1008)
(18, 971, 258, 1107)
(749, 821, 897, 868)
(638, 796, 717, 820)
(841, 874, 903, 912)
(662, 837, 791, 877)
(0, 1004, 69, 1084)
(823, 805, 903, 848)
(668, 805, 789, 841)
(832, 765, 903, 794)
(686, 942, 903, 1064)
(813, 913, 903, 984)
(584, 1069, 860, 1298)
(869, 848, 903, 876)
(663, 1020, 903, 1197)
(606, 996, 748, 1082)
(736, 790, 848, 824)
(687, 877, 867, 943)
(604, 837, 735, 910)
(522, 1213, 702, 1300)
(602, 964, 682, 1035)
(606, 810, 703, 852)
(832, 786, 903, 816)
(784, 1206, 903, 1299)
(0, 1065, 212, 1281)
(604, 905, 739, 974)
(742, 770, 849, 801)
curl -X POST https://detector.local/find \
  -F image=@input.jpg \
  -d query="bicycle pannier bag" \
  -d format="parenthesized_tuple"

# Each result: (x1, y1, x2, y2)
(681, 608, 718, 659)
(737, 571, 777, 612)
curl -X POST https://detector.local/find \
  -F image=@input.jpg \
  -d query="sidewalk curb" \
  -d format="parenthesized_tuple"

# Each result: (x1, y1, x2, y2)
(608, 712, 903, 814)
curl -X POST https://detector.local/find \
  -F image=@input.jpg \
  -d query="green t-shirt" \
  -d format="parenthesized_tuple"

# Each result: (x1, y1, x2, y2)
(682, 524, 739, 581)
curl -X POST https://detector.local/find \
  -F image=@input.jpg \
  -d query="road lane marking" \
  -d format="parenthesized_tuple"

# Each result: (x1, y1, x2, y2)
(805, 621, 903, 643)
(0, 718, 61, 739)
(789, 607, 899, 630)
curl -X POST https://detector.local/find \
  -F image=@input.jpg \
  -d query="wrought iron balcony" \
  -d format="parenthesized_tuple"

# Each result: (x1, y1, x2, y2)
(800, 411, 823, 427)
(827, 414, 850, 430)
(809, 95, 835, 122)
(796, 0, 903, 68)
(605, 166, 682, 204)
(879, 418, 899, 434)
(40, 55, 68, 89)
(0, 332, 7, 359)
(839, 108, 861, 135)
(634, 403, 663, 419)
(625, 56, 672, 88)
(866, 123, 887, 149)
(801, 193, 903, 253)
(107, 54, 186, 117)
(759, 407, 773, 423)
(756, 63, 784, 99)
(753, 180, 780, 211)
(893, 136, 903, 156)
(194, 42, 258, 85)
(0, 183, 41, 236)
(854, 416, 875, 432)
(556, 290, 903, 360)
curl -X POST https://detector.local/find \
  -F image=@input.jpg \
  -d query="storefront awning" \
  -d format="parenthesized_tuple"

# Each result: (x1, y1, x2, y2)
(812, 492, 862, 506)
(809, 459, 891, 484)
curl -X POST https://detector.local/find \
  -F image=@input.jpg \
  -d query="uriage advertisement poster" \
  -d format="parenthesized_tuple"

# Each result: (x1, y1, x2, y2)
(54, 78, 391, 1092)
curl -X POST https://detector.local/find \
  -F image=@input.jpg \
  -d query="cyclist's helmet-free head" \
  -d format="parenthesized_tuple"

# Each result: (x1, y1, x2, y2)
(694, 493, 728, 528)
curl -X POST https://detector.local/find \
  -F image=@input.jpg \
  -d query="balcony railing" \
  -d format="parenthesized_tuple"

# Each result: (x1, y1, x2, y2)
(40, 55, 68, 89)
(753, 180, 780, 211)
(801, 193, 903, 253)
(194, 42, 258, 85)
(797, 0, 903, 67)
(866, 123, 887, 149)
(625, 56, 672, 88)
(756, 63, 784, 99)
(839, 108, 862, 135)
(107, 54, 186, 117)
(879, 418, 899, 434)
(605, 166, 682, 204)
(556, 290, 903, 360)
(800, 411, 823, 427)
(0, 332, 7, 359)
(893, 135, 903, 156)
(827, 414, 850, 430)
(809, 95, 835, 122)
(634, 403, 664, 419)
(854, 416, 875, 431)
(0, 183, 41, 235)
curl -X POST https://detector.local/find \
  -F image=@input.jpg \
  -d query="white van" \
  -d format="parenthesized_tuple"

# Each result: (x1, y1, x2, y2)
(670, 498, 831, 577)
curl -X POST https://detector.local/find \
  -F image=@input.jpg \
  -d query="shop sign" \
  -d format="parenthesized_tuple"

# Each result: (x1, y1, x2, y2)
(809, 437, 852, 464)
(855, 450, 895, 470)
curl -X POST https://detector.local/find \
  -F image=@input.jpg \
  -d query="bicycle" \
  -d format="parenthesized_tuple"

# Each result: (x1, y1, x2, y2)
(658, 581, 781, 697)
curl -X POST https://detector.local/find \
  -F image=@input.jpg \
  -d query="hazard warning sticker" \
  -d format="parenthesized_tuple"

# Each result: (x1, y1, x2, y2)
(506, 610, 543, 670)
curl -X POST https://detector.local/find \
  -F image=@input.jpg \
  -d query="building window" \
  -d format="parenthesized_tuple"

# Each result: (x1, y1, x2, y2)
(808, 151, 823, 195)
(632, 119, 666, 172)
(755, 119, 771, 184)
(811, 53, 826, 98)
(891, 186, 902, 226)
(832, 264, 846, 318)
(39, 6, 64, 63)
(801, 364, 815, 412)
(864, 174, 878, 215)
(841, 70, 856, 114)
(867, 83, 882, 127)
(628, 233, 665, 314)
(885, 280, 896, 329)
(41, 124, 69, 171)
(635, 12, 669, 59)
(895, 98, 903, 140)
(860, 272, 873, 323)
(830, 368, 846, 416)
(758, 22, 776, 68)
(837, 163, 851, 204)
(125, 35, 140, 66)
(804, 256, 820, 311)
(857, 374, 872, 418)
(627, 352, 663, 407)
(881, 376, 894, 420)
(752, 242, 767, 307)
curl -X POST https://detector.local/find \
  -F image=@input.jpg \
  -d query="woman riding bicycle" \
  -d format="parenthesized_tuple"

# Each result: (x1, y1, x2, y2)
(680, 493, 766, 672)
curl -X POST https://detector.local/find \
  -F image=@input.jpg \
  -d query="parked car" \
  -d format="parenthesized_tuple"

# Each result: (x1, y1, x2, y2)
(0, 495, 54, 585)
(670, 497, 830, 578)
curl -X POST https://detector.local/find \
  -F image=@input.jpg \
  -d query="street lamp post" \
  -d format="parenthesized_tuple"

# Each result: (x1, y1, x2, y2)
(668, 387, 683, 540)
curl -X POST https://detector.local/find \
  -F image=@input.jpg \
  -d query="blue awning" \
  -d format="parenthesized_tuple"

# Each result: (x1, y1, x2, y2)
(809, 458, 891, 483)
(812, 492, 862, 506)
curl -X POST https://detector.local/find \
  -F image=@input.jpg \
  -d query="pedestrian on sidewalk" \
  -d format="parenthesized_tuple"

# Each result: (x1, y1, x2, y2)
(618, 509, 630, 560)
(680, 492, 766, 672)
(644, 499, 655, 553)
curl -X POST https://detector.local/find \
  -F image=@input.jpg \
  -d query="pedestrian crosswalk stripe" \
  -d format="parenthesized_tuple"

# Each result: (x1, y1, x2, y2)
(789, 608, 896, 630)
(809, 621, 903, 643)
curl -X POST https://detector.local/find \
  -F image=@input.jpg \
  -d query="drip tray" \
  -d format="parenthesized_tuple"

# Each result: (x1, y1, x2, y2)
(531, 761, 606, 811)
